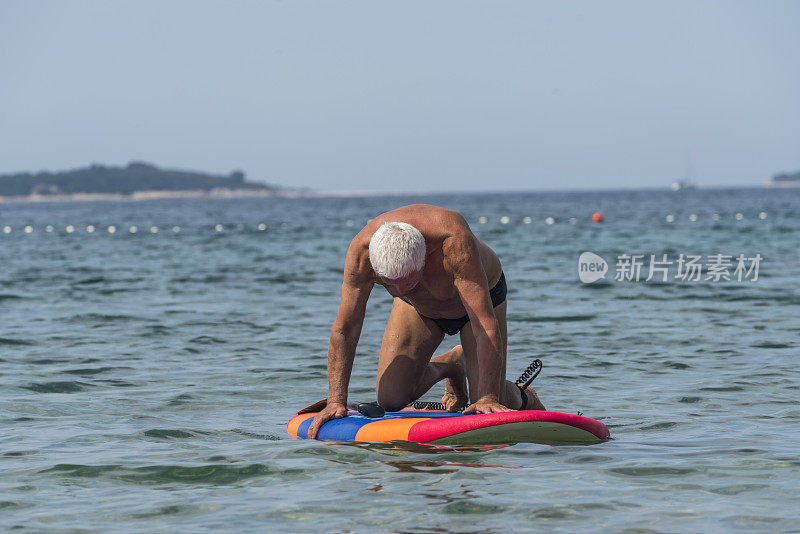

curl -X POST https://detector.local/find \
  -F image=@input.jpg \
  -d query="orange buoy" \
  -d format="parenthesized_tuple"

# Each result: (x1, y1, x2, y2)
(592, 212, 604, 223)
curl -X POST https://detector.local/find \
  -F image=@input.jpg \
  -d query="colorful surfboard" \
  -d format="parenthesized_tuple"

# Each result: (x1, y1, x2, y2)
(287, 408, 610, 445)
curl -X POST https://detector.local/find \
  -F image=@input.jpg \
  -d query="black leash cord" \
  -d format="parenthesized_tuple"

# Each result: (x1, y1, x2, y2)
(515, 359, 542, 389)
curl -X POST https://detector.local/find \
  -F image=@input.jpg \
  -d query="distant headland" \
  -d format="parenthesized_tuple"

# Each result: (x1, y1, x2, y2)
(768, 170, 800, 188)
(0, 162, 292, 202)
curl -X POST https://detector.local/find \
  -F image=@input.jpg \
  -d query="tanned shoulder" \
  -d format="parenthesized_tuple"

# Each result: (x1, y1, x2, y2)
(441, 217, 480, 277)
(343, 230, 374, 285)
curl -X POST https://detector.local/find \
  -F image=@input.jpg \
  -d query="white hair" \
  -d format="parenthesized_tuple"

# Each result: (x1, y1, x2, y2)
(369, 222, 426, 279)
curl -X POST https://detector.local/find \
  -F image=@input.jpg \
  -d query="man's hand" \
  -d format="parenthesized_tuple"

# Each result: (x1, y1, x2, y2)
(307, 402, 347, 439)
(462, 395, 513, 415)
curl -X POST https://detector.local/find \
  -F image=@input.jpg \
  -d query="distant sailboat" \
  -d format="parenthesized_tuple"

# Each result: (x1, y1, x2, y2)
(671, 153, 697, 191)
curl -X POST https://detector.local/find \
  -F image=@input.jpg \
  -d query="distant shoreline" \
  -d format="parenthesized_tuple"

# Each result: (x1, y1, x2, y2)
(766, 181, 800, 189)
(0, 184, 791, 204)
(0, 188, 311, 204)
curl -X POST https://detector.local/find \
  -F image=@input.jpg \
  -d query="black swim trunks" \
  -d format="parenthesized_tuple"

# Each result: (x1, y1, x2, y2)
(402, 271, 507, 336)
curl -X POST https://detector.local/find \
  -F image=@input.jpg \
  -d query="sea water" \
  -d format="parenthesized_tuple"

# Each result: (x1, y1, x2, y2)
(1, 189, 798, 532)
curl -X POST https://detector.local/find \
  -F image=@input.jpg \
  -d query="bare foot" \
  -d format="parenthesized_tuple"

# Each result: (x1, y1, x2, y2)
(519, 386, 546, 410)
(441, 346, 468, 412)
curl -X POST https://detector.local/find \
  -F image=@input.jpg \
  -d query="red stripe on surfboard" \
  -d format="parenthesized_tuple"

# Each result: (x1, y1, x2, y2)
(407, 410, 610, 443)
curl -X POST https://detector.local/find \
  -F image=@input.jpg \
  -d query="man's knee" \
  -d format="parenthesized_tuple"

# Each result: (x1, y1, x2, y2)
(376, 367, 415, 411)
(376, 389, 411, 412)
(376, 351, 427, 412)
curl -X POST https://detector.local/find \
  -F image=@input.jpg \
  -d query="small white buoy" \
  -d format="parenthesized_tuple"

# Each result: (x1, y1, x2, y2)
(129, 226, 138, 234)
(150, 226, 159, 234)
(215, 224, 223, 232)
(499, 216, 510, 224)
(522, 216, 532, 224)
(665, 214, 675, 223)
(66, 225, 75, 233)
(689, 214, 698, 222)
(257, 223, 267, 231)
(45, 225, 54, 233)
(86, 225, 95, 233)
(735, 213, 743, 221)
(478, 216, 488, 224)
(569, 217, 577, 225)
(172, 226, 180, 233)
(758, 212, 767, 220)
(2, 226, 11, 234)
(107, 225, 116, 234)
(24, 225, 33, 234)
(545, 217, 555, 225)
(712, 213, 720, 221)
(281, 222, 288, 229)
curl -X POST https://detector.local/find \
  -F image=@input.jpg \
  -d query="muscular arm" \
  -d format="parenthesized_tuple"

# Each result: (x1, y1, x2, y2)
(443, 232, 508, 413)
(307, 241, 374, 439)
(326, 270, 372, 404)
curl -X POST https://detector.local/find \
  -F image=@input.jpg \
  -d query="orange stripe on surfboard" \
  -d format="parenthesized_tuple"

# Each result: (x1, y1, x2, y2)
(286, 412, 316, 438)
(354, 418, 429, 442)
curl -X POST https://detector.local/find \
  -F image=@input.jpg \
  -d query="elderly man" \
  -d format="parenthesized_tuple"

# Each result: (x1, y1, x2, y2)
(308, 204, 544, 439)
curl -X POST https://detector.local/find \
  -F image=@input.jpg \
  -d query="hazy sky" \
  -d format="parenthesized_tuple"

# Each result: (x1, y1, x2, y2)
(1, 1, 798, 191)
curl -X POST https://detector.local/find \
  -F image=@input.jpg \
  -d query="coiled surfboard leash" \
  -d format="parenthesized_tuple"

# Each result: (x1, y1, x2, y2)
(515, 358, 542, 410)
(412, 359, 544, 411)
(412, 400, 447, 411)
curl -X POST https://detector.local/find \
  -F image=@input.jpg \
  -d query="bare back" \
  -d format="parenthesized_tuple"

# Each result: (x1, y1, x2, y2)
(347, 204, 502, 319)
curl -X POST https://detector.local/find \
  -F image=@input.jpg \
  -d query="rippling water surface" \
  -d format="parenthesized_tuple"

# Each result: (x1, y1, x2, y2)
(1, 189, 798, 532)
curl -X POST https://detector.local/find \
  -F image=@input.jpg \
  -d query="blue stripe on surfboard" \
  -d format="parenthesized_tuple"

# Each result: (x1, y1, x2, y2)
(297, 414, 373, 440)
